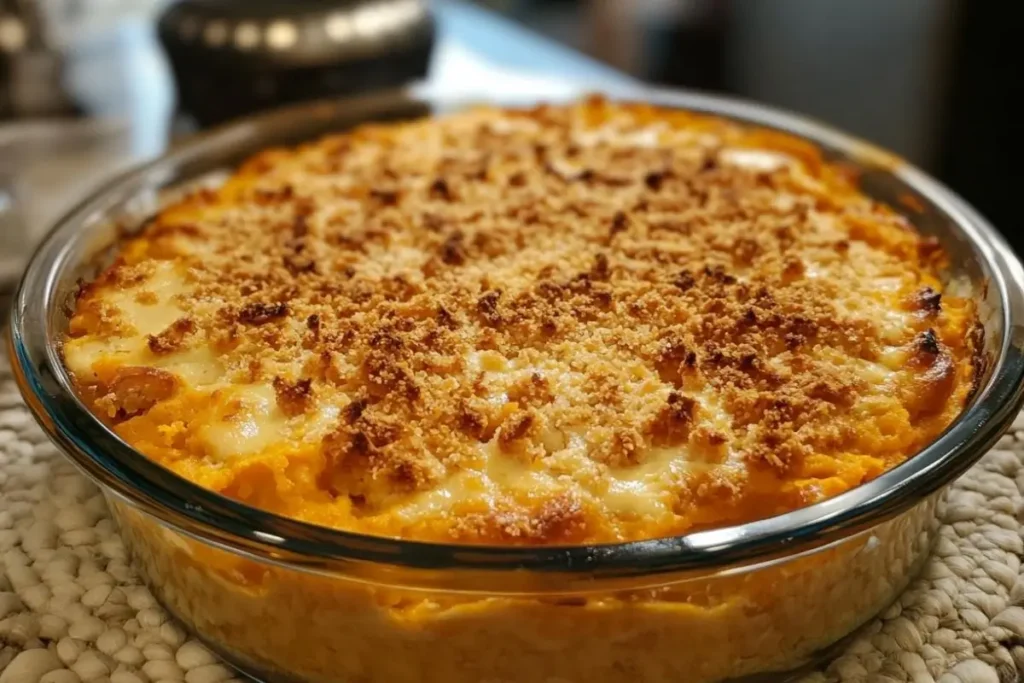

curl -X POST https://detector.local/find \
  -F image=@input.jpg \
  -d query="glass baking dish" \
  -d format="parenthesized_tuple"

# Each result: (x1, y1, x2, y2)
(8, 87, 1024, 683)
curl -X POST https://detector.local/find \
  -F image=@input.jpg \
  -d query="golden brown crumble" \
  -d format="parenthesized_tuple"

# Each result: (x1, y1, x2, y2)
(65, 98, 979, 544)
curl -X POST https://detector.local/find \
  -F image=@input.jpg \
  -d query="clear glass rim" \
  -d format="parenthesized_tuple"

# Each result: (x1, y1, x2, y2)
(9, 85, 1024, 589)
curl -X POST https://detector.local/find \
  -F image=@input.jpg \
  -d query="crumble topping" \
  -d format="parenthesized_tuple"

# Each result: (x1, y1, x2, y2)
(64, 98, 979, 544)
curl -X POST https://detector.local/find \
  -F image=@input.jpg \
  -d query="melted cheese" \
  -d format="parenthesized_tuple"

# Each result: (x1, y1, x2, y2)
(198, 384, 290, 460)
(111, 260, 190, 335)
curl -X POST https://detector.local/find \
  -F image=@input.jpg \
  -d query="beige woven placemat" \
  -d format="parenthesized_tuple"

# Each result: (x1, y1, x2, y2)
(2, 350, 1024, 683)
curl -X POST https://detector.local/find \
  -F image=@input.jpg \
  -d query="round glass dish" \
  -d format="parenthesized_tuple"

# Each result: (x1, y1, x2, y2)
(8, 87, 1024, 683)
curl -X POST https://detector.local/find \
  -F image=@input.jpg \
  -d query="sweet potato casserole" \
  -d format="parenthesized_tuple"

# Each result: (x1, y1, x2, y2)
(60, 97, 981, 681)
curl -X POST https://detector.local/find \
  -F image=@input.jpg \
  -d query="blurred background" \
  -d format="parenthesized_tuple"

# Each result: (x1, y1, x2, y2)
(2, 0, 1021, 293)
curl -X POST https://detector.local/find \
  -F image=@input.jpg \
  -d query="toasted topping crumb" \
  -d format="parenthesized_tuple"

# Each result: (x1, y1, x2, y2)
(238, 302, 288, 325)
(147, 318, 195, 355)
(273, 377, 313, 417)
(95, 367, 178, 418)
(913, 286, 942, 313)
(916, 328, 941, 356)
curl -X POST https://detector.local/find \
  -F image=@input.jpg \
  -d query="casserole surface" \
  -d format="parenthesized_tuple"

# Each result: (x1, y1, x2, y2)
(63, 97, 979, 545)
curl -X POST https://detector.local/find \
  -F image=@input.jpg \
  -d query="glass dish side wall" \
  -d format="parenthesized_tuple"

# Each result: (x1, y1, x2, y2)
(109, 493, 941, 683)
(12, 88, 1020, 579)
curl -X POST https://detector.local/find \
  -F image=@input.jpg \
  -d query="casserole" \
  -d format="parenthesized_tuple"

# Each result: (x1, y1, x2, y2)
(9, 88, 1024, 682)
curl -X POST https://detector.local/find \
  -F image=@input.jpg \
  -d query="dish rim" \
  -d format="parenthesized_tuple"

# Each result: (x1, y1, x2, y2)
(9, 85, 1024, 589)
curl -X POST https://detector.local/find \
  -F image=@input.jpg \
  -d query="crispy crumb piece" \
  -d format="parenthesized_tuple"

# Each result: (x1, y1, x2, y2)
(238, 302, 288, 325)
(147, 318, 195, 355)
(273, 377, 313, 417)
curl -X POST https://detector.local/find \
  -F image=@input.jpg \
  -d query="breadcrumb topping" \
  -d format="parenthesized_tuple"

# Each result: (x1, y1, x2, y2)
(64, 98, 979, 544)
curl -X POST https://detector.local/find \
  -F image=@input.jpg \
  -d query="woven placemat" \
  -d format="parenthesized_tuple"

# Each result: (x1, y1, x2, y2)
(2, 350, 1024, 683)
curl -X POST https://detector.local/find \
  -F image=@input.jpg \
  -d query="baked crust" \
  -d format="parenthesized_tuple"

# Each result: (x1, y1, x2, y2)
(64, 97, 979, 544)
